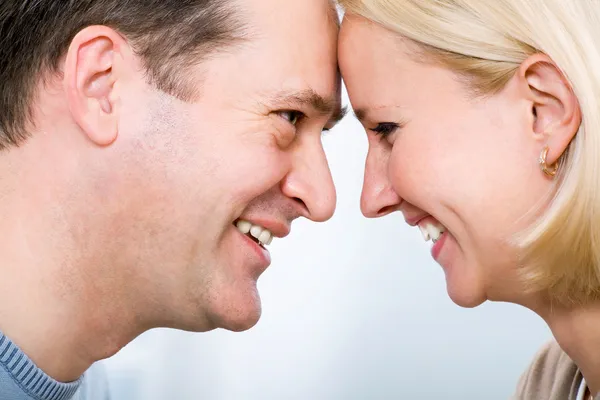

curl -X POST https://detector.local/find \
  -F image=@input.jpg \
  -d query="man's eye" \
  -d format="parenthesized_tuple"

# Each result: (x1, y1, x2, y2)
(370, 122, 400, 138)
(278, 110, 304, 126)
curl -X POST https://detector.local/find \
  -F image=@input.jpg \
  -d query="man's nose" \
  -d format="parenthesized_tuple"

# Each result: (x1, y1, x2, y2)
(361, 146, 402, 218)
(280, 137, 336, 222)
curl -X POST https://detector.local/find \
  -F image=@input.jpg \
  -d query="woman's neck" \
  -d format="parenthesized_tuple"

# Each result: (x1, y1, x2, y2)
(538, 302, 600, 396)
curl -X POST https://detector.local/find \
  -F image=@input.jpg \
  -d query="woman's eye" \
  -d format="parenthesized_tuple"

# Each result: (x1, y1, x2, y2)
(370, 122, 400, 138)
(278, 110, 304, 126)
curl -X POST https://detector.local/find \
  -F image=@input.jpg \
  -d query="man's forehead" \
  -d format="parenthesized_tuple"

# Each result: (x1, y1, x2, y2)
(237, 0, 339, 73)
(243, 0, 338, 37)
(225, 0, 343, 123)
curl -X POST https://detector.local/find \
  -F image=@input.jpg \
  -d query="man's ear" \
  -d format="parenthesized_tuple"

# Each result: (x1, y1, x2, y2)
(64, 26, 128, 146)
(518, 53, 582, 165)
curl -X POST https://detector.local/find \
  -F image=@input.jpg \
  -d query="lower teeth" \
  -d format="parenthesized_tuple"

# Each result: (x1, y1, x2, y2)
(432, 232, 445, 244)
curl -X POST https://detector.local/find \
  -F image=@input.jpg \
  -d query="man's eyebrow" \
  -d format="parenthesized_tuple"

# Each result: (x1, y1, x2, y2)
(330, 104, 349, 127)
(271, 89, 348, 126)
(353, 108, 368, 122)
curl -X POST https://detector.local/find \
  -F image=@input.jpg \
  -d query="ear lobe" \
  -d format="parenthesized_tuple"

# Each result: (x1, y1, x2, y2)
(64, 26, 123, 146)
(520, 54, 582, 165)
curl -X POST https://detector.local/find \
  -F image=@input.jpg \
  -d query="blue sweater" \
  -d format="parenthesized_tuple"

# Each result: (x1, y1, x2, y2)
(0, 332, 110, 400)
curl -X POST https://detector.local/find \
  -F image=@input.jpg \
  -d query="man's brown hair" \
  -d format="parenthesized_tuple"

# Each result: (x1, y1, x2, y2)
(0, 0, 247, 149)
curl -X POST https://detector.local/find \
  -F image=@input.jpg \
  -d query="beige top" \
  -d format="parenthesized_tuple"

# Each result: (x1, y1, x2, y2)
(512, 341, 599, 400)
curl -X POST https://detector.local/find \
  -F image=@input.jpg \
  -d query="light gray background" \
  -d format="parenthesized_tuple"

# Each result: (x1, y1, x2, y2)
(103, 88, 552, 400)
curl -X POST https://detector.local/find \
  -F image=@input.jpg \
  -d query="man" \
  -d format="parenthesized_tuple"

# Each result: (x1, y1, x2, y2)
(0, 0, 344, 398)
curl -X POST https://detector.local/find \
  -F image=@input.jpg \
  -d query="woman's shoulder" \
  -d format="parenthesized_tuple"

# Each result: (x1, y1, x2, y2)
(512, 341, 582, 400)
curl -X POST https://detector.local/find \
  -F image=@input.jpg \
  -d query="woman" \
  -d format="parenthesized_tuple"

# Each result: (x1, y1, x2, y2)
(337, 1, 600, 399)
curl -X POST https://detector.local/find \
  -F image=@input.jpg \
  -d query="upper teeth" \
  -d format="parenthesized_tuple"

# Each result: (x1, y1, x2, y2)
(236, 220, 273, 246)
(419, 222, 446, 243)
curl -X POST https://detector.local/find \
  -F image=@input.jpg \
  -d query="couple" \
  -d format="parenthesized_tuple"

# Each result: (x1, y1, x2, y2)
(0, 0, 598, 399)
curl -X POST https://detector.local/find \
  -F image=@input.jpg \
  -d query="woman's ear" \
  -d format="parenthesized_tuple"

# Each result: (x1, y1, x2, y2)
(517, 53, 582, 165)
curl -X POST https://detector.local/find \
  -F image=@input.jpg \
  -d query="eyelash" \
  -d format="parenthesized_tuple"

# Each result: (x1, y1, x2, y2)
(277, 110, 331, 136)
(279, 110, 305, 127)
(370, 122, 400, 138)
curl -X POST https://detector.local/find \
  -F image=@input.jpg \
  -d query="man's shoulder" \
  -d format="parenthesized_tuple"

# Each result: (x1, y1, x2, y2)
(512, 340, 581, 400)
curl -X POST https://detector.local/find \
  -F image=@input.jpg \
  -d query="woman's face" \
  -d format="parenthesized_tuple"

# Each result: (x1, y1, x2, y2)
(339, 15, 556, 307)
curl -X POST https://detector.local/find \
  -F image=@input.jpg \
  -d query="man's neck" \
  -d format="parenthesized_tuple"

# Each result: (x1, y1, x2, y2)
(541, 303, 600, 396)
(0, 188, 138, 383)
(0, 127, 159, 383)
(0, 239, 135, 382)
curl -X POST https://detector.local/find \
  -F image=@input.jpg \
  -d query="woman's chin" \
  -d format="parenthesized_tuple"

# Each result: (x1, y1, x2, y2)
(446, 279, 487, 308)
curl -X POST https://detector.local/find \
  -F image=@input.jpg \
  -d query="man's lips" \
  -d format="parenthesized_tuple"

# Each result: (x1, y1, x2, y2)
(235, 228, 272, 272)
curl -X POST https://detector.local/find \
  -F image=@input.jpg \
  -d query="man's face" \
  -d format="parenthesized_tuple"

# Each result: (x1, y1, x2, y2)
(103, 0, 342, 332)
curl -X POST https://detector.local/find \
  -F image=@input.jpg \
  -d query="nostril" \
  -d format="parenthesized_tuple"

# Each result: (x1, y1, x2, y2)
(377, 205, 396, 217)
(293, 197, 307, 211)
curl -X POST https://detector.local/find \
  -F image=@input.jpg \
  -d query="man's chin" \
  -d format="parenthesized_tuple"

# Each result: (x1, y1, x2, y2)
(212, 306, 262, 332)
(224, 314, 261, 332)
(207, 290, 263, 332)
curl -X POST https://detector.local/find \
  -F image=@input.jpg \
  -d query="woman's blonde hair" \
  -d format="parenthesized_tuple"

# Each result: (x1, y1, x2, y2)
(338, 0, 600, 305)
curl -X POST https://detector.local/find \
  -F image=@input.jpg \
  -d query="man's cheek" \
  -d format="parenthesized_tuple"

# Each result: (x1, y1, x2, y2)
(235, 160, 290, 203)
